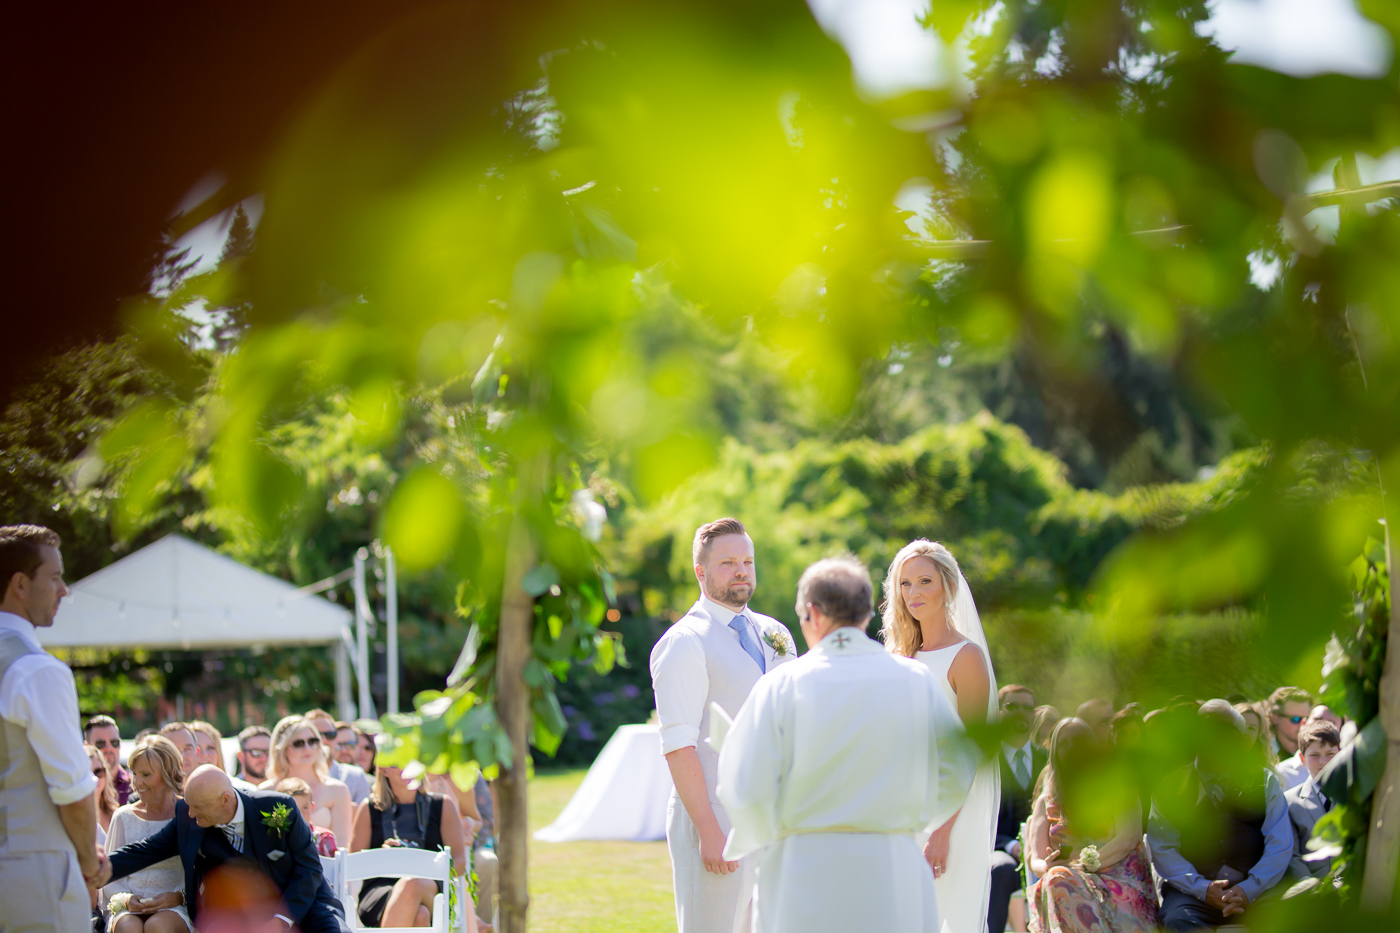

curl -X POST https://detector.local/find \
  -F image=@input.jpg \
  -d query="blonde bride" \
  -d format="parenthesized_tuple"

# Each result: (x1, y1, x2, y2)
(881, 539, 999, 933)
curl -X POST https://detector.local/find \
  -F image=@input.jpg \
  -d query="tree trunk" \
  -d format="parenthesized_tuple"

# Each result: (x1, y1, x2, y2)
(496, 514, 535, 933)
(1362, 480, 1400, 911)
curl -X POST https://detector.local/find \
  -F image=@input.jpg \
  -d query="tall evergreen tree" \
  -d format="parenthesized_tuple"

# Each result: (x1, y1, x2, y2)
(210, 204, 255, 350)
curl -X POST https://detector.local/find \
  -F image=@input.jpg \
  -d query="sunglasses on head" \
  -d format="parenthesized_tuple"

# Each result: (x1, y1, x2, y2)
(290, 736, 321, 749)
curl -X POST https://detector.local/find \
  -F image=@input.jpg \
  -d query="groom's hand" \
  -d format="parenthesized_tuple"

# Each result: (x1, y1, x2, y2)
(699, 824, 737, 875)
(85, 853, 112, 890)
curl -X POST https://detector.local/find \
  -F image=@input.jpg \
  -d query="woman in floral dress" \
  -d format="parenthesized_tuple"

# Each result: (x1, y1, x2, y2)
(1026, 718, 1158, 933)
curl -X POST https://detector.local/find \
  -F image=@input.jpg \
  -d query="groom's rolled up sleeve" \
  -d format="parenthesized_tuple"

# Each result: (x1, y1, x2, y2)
(651, 630, 708, 754)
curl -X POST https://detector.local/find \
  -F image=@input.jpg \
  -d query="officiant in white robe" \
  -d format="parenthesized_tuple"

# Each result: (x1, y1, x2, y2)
(717, 557, 975, 933)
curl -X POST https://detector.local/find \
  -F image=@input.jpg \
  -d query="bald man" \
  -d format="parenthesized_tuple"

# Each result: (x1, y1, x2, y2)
(96, 764, 350, 933)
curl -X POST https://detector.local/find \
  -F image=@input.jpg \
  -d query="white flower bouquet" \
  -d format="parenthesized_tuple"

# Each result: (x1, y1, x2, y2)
(1077, 845, 1102, 873)
(107, 893, 131, 915)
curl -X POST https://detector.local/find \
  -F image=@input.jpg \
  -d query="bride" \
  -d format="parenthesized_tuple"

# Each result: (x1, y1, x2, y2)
(881, 539, 999, 933)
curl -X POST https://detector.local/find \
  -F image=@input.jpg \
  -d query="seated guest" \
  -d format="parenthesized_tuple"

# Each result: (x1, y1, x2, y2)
(157, 723, 198, 783)
(277, 777, 338, 856)
(1236, 701, 1279, 768)
(333, 722, 361, 766)
(235, 725, 271, 785)
(264, 715, 354, 845)
(87, 743, 119, 841)
(1031, 706, 1061, 753)
(354, 725, 380, 775)
(1076, 699, 1114, 744)
(1149, 700, 1292, 930)
(1286, 720, 1341, 881)
(990, 683, 1046, 933)
(1267, 687, 1313, 791)
(1112, 705, 1144, 747)
(1026, 718, 1157, 933)
(305, 708, 372, 805)
(187, 721, 231, 774)
(86, 715, 135, 805)
(101, 736, 190, 933)
(349, 763, 472, 929)
(470, 774, 498, 931)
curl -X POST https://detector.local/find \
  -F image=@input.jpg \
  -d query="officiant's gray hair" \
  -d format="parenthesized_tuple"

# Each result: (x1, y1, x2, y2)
(796, 557, 873, 626)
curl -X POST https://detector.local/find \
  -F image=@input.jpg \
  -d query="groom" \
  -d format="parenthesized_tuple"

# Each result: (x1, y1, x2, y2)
(95, 764, 350, 933)
(651, 517, 795, 933)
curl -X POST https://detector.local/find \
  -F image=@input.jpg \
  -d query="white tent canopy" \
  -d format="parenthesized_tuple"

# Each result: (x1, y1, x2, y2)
(41, 534, 357, 717)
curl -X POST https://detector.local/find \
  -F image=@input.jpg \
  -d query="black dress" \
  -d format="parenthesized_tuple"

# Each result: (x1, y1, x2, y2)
(357, 792, 446, 927)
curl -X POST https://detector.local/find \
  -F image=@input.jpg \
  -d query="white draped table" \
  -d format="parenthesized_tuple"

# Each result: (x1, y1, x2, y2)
(534, 723, 674, 842)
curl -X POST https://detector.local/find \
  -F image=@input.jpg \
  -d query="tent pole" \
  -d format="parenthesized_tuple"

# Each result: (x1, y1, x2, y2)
(335, 634, 354, 721)
(386, 547, 399, 715)
(354, 549, 372, 720)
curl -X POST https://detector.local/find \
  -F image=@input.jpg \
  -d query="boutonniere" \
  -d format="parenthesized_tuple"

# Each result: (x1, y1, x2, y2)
(262, 802, 294, 841)
(762, 628, 794, 657)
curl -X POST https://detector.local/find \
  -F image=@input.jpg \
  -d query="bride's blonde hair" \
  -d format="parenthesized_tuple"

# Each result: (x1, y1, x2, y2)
(879, 539, 961, 658)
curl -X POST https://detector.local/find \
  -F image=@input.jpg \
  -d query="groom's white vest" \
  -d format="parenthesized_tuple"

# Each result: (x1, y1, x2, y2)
(0, 631, 72, 855)
(664, 601, 788, 810)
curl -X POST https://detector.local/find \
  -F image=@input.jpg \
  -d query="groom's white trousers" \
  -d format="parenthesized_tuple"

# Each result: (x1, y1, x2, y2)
(667, 797, 754, 933)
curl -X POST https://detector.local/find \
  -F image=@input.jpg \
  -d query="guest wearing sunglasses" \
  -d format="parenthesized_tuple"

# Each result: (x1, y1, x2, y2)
(990, 684, 1047, 933)
(1267, 687, 1313, 792)
(305, 707, 371, 805)
(235, 724, 271, 784)
(86, 715, 136, 805)
(263, 714, 353, 847)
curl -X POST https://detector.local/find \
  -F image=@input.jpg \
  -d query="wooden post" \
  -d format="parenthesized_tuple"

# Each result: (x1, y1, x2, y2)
(495, 512, 535, 933)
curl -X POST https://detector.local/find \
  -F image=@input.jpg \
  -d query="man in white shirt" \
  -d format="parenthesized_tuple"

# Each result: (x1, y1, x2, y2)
(650, 517, 796, 933)
(305, 708, 371, 804)
(0, 523, 107, 932)
(717, 556, 974, 932)
(1268, 687, 1312, 791)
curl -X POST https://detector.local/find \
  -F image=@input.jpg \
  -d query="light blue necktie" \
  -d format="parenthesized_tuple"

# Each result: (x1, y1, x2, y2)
(729, 615, 765, 673)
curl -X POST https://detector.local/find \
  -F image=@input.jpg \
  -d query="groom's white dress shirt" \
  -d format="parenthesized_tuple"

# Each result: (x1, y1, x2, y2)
(717, 627, 975, 933)
(651, 595, 794, 933)
(0, 612, 98, 807)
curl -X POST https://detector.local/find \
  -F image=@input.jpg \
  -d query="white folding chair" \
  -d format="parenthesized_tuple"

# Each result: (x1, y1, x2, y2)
(342, 847, 455, 932)
(320, 850, 344, 905)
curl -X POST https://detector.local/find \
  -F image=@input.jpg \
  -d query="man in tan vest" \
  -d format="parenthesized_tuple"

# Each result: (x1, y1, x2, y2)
(0, 524, 107, 932)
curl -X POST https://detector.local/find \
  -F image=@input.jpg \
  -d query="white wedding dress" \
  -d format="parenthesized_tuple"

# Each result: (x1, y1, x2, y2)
(102, 805, 192, 933)
(914, 571, 999, 933)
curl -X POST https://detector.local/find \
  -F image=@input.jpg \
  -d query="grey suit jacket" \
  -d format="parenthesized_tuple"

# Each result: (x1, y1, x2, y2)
(1285, 777, 1330, 879)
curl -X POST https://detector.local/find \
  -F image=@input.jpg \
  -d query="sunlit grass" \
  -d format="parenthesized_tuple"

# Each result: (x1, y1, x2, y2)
(528, 768, 675, 933)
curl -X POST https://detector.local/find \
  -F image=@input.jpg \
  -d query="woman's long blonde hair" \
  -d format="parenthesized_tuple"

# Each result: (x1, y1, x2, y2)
(268, 715, 329, 784)
(879, 539, 962, 658)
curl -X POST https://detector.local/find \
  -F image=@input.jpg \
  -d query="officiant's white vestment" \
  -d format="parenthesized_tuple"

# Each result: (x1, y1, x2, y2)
(717, 627, 974, 933)
(651, 596, 796, 933)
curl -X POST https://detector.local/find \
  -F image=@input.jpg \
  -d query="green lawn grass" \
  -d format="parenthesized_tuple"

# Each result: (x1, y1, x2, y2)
(526, 769, 675, 933)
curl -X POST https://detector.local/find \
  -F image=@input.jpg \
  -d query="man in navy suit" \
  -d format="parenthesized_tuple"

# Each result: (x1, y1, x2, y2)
(93, 764, 349, 933)
(989, 684, 1048, 933)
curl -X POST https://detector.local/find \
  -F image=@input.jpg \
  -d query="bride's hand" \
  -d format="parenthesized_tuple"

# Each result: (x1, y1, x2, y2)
(924, 824, 953, 879)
